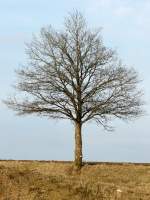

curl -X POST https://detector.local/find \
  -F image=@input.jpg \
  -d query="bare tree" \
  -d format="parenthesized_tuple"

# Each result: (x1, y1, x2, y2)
(4, 11, 143, 169)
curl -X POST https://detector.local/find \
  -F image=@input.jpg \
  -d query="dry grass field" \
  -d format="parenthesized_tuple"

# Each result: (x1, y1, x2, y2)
(0, 160, 150, 200)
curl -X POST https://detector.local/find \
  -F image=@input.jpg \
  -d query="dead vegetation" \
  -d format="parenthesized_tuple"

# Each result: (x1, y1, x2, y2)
(0, 160, 150, 199)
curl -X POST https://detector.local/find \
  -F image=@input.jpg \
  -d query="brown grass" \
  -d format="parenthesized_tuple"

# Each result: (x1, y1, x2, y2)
(0, 160, 150, 199)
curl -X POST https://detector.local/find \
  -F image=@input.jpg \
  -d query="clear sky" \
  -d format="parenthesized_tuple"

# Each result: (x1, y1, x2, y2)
(0, 0, 150, 162)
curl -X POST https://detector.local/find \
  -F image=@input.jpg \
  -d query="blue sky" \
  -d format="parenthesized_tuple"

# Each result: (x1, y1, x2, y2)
(0, 0, 150, 162)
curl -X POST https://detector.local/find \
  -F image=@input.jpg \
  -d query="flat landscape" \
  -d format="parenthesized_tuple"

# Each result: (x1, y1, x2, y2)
(0, 160, 150, 200)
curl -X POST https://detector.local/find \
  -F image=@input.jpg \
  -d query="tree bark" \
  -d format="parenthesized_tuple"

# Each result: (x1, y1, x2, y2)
(74, 121, 82, 169)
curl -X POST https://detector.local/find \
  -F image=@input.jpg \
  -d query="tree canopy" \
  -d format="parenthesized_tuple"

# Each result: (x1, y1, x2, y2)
(5, 12, 143, 127)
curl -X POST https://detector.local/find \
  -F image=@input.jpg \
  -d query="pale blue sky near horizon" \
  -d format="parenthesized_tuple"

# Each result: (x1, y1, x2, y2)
(0, 0, 150, 162)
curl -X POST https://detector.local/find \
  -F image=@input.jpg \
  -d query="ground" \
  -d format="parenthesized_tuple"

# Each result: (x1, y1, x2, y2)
(0, 160, 150, 199)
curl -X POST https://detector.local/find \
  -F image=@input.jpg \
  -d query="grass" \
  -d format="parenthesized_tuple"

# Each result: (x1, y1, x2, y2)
(0, 160, 150, 199)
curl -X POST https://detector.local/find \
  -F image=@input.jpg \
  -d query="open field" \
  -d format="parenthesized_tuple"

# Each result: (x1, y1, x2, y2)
(0, 160, 150, 199)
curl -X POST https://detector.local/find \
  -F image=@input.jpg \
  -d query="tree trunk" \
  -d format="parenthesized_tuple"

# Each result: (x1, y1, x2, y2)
(74, 121, 82, 169)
